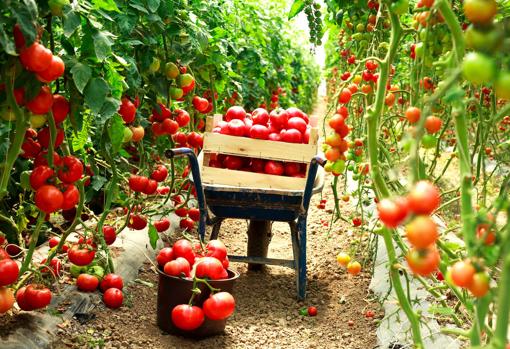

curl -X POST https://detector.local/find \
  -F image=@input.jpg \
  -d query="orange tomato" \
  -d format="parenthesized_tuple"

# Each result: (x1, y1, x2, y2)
(347, 261, 362, 275)
(406, 216, 439, 248)
(406, 246, 440, 276)
(336, 252, 351, 267)
(450, 260, 476, 288)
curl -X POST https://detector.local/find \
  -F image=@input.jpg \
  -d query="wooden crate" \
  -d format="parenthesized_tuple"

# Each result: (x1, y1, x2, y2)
(200, 114, 319, 191)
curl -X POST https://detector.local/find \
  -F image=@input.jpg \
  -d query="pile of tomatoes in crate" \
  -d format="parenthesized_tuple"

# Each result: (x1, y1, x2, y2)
(156, 238, 236, 330)
(208, 106, 313, 177)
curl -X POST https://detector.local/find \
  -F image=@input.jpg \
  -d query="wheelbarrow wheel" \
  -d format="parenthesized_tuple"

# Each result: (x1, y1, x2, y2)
(247, 220, 272, 271)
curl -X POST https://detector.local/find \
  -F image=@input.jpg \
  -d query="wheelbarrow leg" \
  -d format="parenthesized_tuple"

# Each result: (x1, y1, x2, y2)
(247, 220, 272, 271)
(210, 218, 223, 240)
(294, 217, 307, 300)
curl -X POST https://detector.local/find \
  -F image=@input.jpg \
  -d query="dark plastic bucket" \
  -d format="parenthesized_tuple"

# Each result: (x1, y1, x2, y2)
(156, 267, 239, 338)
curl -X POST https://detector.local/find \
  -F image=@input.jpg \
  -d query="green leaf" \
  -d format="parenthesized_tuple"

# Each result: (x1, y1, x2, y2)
(100, 97, 121, 120)
(91, 175, 108, 191)
(107, 114, 124, 154)
(71, 112, 91, 151)
(0, 25, 17, 56)
(148, 224, 159, 250)
(146, 0, 161, 12)
(129, 2, 149, 14)
(84, 77, 110, 114)
(288, 0, 305, 20)
(428, 306, 455, 315)
(92, 0, 120, 12)
(70, 63, 92, 94)
(63, 9, 81, 38)
(93, 31, 113, 60)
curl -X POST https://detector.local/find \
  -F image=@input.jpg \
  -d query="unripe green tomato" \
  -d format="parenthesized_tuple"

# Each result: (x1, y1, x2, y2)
(70, 264, 88, 278)
(170, 87, 184, 99)
(123, 127, 133, 143)
(332, 160, 346, 174)
(363, 33, 371, 41)
(0, 106, 16, 121)
(391, 0, 409, 15)
(352, 174, 359, 181)
(20, 171, 31, 190)
(324, 161, 334, 173)
(346, 152, 354, 161)
(87, 265, 105, 281)
(422, 134, 437, 149)
(347, 164, 355, 172)
(414, 42, 424, 58)
(464, 24, 502, 53)
(30, 113, 48, 128)
(148, 58, 161, 74)
(401, 138, 413, 153)
(462, 52, 495, 85)
(356, 23, 365, 33)
(495, 71, 510, 100)
(419, 29, 427, 42)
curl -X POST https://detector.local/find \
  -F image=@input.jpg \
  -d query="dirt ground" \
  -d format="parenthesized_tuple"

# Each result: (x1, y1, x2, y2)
(47, 174, 380, 349)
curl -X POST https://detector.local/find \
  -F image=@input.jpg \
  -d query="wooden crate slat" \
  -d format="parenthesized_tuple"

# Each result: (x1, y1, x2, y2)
(203, 132, 317, 163)
(201, 166, 307, 190)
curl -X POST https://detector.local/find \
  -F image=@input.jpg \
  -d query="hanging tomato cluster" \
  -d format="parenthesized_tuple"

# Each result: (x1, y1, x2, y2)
(324, 94, 352, 175)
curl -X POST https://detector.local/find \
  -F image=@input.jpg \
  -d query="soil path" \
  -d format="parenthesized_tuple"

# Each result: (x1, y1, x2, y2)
(50, 101, 380, 349)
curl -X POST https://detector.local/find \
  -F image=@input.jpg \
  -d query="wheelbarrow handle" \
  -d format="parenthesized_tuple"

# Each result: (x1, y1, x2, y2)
(165, 147, 208, 242)
(301, 155, 326, 216)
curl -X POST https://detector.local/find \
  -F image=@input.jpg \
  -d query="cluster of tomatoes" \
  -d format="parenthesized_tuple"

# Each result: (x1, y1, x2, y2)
(174, 205, 200, 232)
(156, 239, 235, 331)
(0, 245, 20, 313)
(208, 105, 311, 177)
(76, 272, 125, 309)
(336, 251, 362, 276)
(29, 155, 84, 214)
(404, 105, 443, 148)
(376, 181, 442, 277)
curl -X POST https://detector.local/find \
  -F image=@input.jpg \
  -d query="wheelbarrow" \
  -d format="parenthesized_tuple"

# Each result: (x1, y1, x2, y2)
(165, 147, 325, 300)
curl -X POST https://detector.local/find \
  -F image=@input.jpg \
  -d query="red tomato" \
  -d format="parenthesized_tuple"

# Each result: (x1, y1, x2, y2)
(338, 88, 352, 104)
(52, 94, 70, 124)
(264, 160, 284, 175)
(26, 86, 53, 115)
(150, 165, 168, 182)
(30, 165, 55, 190)
(269, 108, 289, 129)
(103, 288, 123, 309)
(405, 107, 421, 124)
(156, 247, 174, 268)
(280, 129, 302, 143)
(352, 217, 362, 227)
(406, 216, 438, 248)
(173, 239, 195, 266)
(0, 259, 19, 287)
(225, 106, 246, 121)
(48, 236, 60, 249)
(76, 274, 99, 292)
(19, 42, 52, 72)
(307, 306, 318, 317)
(407, 181, 441, 215)
(205, 240, 227, 261)
(61, 184, 79, 210)
(377, 197, 409, 228)
(406, 246, 440, 276)
(175, 109, 191, 127)
(425, 116, 442, 134)
(252, 108, 269, 125)
(192, 96, 209, 113)
(203, 292, 235, 320)
(284, 162, 301, 176)
(195, 257, 225, 280)
(100, 274, 124, 292)
(118, 97, 136, 124)
(223, 155, 243, 170)
(154, 218, 171, 232)
(36, 55, 65, 82)
(16, 286, 34, 311)
(171, 304, 205, 331)
(164, 257, 191, 277)
(37, 127, 64, 149)
(68, 244, 95, 266)
(142, 179, 158, 195)
(57, 156, 83, 184)
(467, 272, 489, 298)
(451, 260, 476, 287)
(0, 287, 15, 314)
(286, 117, 307, 134)
(188, 208, 200, 222)
(249, 124, 270, 139)
(24, 284, 52, 309)
(129, 214, 147, 230)
(101, 225, 116, 245)
(128, 175, 149, 192)
(35, 185, 64, 213)
(228, 119, 246, 137)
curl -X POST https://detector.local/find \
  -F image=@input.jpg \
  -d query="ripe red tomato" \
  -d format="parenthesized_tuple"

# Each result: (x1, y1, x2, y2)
(0, 287, 15, 314)
(188, 208, 200, 222)
(164, 257, 191, 277)
(142, 179, 158, 195)
(249, 124, 270, 140)
(35, 185, 64, 213)
(38, 127, 64, 149)
(405, 216, 438, 248)
(192, 96, 209, 113)
(406, 246, 440, 276)
(156, 247, 174, 267)
(228, 119, 246, 137)
(0, 259, 19, 286)
(48, 236, 60, 249)
(19, 42, 52, 72)
(338, 88, 352, 104)
(175, 109, 191, 127)
(129, 214, 147, 230)
(103, 288, 123, 309)
(206, 240, 227, 261)
(15, 286, 34, 311)
(451, 260, 476, 287)
(171, 304, 205, 331)
(76, 274, 99, 292)
(68, 244, 95, 266)
(287, 117, 307, 134)
(223, 155, 243, 170)
(252, 108, 269, 125)
(179, 217, 195, 231)
(154, 218, 171, 232)
(161, 118, 179, 135)
(187, 131, 203, 148)
(225, 106, 246, 121)
(150, 165, 168, 182)
(203, 292, 235, 320)
(425, 116, 442, 134)
(307, 306, 317, 316)
(57, 156, 83, 184)
(26, 86, 53, 115)
(284, 162, 301, 176)
(30, 165, 55, 190)
(24, 284, 52, 309)
(128, 175, 149, 192)
(405, 107, 421, 124)
(195, 257, 225, 280)
(100, 273, 124, 292)
(118, 97, 136, 123)
(102, 225, 117, 245)
(352, 217, 362, 227)
(33, 151, 61, 168)
(61, 185, 79, 210)
(407, 181, 441, 215)
(280, 129, 302, 143)
(269, 108, 289, 129)
(51, 94, 70, 124)
(173, 239, 195, 266)
(36, 55, 65, 82)
(264, 160, 284, 175)
(377, 197, 409, 228)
